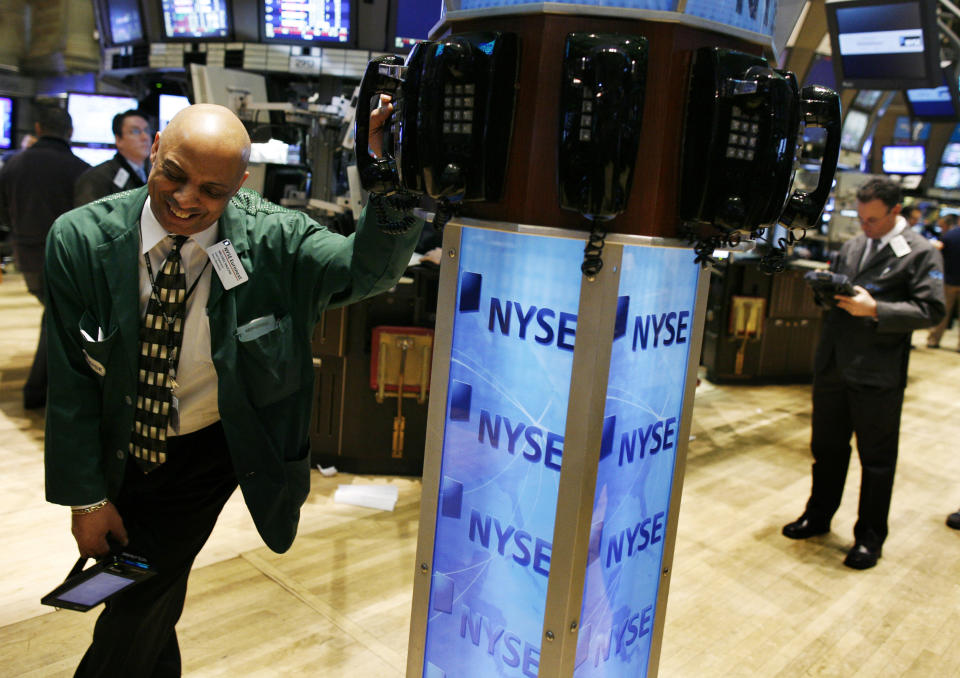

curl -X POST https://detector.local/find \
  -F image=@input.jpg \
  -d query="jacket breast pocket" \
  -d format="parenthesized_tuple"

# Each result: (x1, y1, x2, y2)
(78, 310, 118, 382)
(237, 313, 302, 407)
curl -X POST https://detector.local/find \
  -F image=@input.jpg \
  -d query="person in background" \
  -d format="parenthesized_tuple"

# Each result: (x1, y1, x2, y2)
(0, 104, 88, 409)
(782, 178, 944, 570)
(927, 216, 960, 349)
(44, 102, 421, 677)
(905, 205, 923, 232)
(74, 109, 151, 206)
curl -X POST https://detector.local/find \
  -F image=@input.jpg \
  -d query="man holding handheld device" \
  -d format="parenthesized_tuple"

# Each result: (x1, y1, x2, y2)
(784, 178, 944, 569)
(43, 101, 420, 675)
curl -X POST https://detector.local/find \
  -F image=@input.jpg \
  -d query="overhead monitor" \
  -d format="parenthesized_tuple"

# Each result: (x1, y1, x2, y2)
(803, 53, 837, 90)
(943, 142, 960, 166)
(881, 145, 925, 174)
(70, 145, 117, 166)
(935, 165, 960, 190)
(825, 0, 941, 90)
(67, 93, 139, 145)
(388, 0, 443, 51)
(840, 109, 869, 151)
(97, 0, 145, 46)
(893, 115, 912, 140)
(261, 0, 353, 45)
(0, 96, 13, 150)
(904, 70, 960, 122)
(853, 89, 883, 109)
(159, 93, 191, 131)
(161, 0, 231, 40)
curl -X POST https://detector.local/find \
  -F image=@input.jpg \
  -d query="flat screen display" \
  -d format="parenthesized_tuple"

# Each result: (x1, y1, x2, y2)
(70, 146, 117, 166)
(935, 165, 960, 190)
(826, 0, 940, 90)
(0, 96, 12, 150)
(854, 90, 883, 109)
(391, 0, 442, 50)
(67, 93, 139, 145)
(803, 53, 837, 90)
(162, 0, 230, 39)
(905, 71, 960, 121)
(942, 142, 960, 166)
(262, 0, 351, 44)
(103, 0, 144, 45)
(159, 94, 191, 131)
(882, 145, 925, 174)
(893, 115, 912, 140)
(840, 109, 869, 151)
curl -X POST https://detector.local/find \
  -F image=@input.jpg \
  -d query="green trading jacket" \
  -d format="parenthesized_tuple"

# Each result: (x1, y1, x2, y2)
(44, 186, 423, 553)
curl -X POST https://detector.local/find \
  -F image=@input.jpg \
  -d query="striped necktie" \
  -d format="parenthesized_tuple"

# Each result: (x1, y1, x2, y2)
(129, 235, 188, 472)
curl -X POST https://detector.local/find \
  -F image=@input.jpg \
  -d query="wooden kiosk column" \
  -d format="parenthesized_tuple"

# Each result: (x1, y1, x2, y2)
(405, 4, 779, 677)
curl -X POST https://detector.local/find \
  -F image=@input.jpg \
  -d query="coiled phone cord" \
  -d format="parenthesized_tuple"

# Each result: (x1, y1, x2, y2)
(581, 219, 608, 278)
(371, 192, 420, 235)
(432, 198, 462, 233)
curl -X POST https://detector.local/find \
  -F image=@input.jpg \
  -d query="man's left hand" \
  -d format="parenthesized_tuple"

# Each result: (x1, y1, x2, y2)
(835, 285, 878, 318)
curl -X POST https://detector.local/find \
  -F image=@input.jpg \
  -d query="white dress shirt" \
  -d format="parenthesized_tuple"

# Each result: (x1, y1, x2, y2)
(139, 198, 221, 435)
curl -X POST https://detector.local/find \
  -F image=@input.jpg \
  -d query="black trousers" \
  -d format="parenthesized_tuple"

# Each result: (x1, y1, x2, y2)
(74, 422, 238, 678)
(22, 270, 46, 407)
(805, 363, 904, 550)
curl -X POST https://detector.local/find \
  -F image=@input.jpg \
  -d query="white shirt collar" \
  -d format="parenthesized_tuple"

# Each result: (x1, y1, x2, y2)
(877, 215, 908, 248)
(140, 196, 220, 254)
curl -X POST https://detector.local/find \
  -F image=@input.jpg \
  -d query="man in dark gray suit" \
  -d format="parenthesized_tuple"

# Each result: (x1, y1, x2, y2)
(0, 104, 89, 409)
(74, 110, 150, 206)
(782, 177, 945, 569)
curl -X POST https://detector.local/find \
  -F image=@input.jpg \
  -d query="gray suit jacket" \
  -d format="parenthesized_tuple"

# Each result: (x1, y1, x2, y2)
(815, 224, 945, 389)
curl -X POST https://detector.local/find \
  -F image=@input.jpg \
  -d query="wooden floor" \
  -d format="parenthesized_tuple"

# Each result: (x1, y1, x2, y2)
(2, 270, 960, 677)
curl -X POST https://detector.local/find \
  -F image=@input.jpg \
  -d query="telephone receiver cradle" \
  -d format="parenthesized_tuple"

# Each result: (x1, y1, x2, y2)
(354, 32, 520, 216)
(778, 84, 841, 232)
(679, 46, 840, 266)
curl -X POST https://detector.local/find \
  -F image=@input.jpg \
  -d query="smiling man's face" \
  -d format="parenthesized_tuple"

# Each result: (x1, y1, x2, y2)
(147, 105, 249, 236)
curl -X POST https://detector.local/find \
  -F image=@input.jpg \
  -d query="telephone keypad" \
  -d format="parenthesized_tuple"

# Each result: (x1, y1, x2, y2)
(578, 87, 593, 142)
(444, 83, 474, 137)
(726, 108, 761, 162)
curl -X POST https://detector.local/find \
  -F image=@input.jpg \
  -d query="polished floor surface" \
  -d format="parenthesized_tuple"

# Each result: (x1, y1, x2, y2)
(2, 270, 959, 677)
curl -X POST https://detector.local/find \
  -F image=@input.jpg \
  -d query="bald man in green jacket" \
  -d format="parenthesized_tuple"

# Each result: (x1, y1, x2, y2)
(44, 103, 420, 676)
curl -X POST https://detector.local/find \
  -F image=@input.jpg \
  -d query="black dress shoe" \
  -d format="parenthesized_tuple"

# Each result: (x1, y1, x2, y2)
(843, 543, 881, 570)
(947, 510, 960, 530)
(782, 516, 830, 539)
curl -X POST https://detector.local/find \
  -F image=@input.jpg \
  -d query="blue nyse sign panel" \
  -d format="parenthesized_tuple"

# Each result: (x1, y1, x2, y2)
(574, 245, 699, 677)
(423, 227, 584, 678)
(685, 0, 778, 36)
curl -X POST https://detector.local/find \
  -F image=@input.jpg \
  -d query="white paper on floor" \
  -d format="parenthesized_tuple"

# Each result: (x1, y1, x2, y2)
(333, 484, 399, 511)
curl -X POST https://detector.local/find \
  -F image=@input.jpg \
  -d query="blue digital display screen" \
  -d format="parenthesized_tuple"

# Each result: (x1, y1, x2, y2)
(0, 97, 12, 150)
(574, 245, 699, 677)
(684, 0, 777, 36)
(162, 0, 230, 39)
(263, 0, 351, 44)
(105, 0, 144, 44)
(422, 228, 582, 677)
(394, 0, 443, 49)
(834, 2, 927, 81)
(906, 75, 960, 119)
(421, 227, 700, 677)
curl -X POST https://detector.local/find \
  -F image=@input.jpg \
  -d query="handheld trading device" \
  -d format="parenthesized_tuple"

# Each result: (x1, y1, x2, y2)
(42, 544, 156, 612)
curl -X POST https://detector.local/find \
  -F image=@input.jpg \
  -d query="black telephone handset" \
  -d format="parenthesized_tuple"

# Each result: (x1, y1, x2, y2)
(680, 47, 801, 236)
(558, 33, 648, 221)
(778, 84, 841, 230)
(418, 32, 519, 214)
(355, 54, 407, 195)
